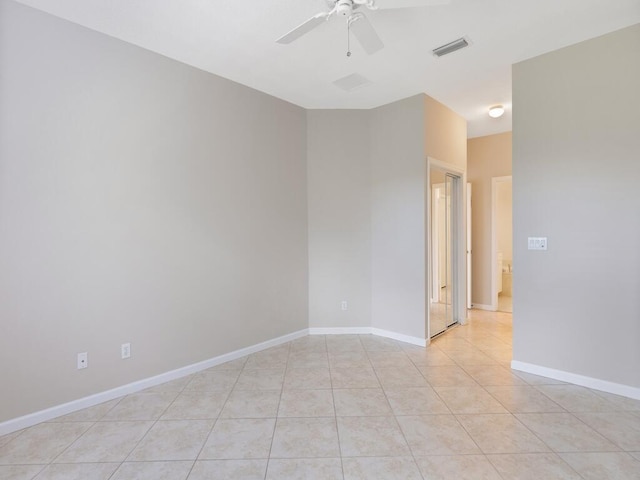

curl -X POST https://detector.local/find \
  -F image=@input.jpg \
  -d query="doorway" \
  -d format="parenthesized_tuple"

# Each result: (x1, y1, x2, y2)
(492, 176, 512, 312)
(427, 160, 467, 338)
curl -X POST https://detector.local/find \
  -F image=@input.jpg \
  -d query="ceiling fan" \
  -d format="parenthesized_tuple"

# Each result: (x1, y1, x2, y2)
(276, 0, 450, 55)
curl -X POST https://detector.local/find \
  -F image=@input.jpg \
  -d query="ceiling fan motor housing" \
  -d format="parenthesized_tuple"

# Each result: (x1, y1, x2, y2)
(336, 0, 353, 16)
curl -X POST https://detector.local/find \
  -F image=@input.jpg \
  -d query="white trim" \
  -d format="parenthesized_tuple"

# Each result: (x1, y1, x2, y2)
(308, 327, 372, 335)
(511, 360, 640, 400)
(0, 326, 431, 435)
(309, 326, 426, 347)
(371, 328, 427, 347)
(0, 329, 308, 436)
(466, 182, 472, 310)
(472, 303, 497, 311)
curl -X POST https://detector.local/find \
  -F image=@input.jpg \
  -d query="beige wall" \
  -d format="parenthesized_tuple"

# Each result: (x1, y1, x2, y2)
(467, 132, 512, 307)
(425, 96, 467, 169)
(370, 95, 428, 339)
(307, 110, 371, 328)
(308, 95, 466, 341)
(0, 1, 308, 422)
(496, 181, 513, 266)
(513, 24, 640, 388)
(0, 3, 468, 425)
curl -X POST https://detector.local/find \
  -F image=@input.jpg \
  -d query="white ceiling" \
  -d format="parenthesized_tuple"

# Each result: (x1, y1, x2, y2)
(14, 0, 640, 137)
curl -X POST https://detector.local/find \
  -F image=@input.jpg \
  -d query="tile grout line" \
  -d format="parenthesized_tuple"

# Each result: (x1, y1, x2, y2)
(263, 339, 292, 480)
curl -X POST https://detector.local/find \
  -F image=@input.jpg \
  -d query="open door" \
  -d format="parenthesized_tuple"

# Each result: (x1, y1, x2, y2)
(428, 160, 467, 339)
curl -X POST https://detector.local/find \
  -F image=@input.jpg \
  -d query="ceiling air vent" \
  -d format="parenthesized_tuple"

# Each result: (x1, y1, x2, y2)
(432, 37, 469, 57)
(333, 73, 371, 92)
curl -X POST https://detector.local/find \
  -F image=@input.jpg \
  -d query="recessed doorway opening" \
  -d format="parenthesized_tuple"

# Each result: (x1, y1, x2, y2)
(427, 159, 468, 339)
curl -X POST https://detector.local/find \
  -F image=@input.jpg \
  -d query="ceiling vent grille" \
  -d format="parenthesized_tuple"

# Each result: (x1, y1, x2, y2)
(333, 73, 371, 92)
(432, 37, 469, 57)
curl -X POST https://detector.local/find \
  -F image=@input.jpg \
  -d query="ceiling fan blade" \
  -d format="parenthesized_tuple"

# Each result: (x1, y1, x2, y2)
(372, 0, 450, 9)
(276, 12, 330, 44)
(349, 13, 384, 55)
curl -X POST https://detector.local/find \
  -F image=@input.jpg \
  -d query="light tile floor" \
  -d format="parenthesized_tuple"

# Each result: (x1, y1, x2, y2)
(2, 309, 640, 479)
(497, 294, 513, 313)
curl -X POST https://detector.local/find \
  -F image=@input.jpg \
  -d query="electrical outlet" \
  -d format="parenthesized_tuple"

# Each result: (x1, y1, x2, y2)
(341, 301, 348, 311)
(121, 343, 131, 359)
(77, 352, 88, 369)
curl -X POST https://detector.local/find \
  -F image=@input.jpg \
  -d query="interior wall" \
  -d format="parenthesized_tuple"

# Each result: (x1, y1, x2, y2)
(496, 181, 513, 267)
(369, 94, 466, 340)
(307, 110, 371, 329)
(370, 95, 427, 339)
(424, 95, 467, 170)
(0, 0, 308, 422)
(513, 24, 640, 388)
(467, 132, 512, 307)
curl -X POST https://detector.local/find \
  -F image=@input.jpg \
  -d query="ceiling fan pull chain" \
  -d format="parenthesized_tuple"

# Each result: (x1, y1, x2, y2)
(346, 18, 352, 57)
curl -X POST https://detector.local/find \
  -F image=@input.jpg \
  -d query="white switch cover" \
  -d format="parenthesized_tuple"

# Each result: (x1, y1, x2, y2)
(528, 237, 548, 250)
(341, 301, 348, 311)
(121, 343, 131, 359)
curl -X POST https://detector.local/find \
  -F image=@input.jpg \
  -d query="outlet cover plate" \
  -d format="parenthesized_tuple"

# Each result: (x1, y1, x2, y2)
(77, 352, 88, 369)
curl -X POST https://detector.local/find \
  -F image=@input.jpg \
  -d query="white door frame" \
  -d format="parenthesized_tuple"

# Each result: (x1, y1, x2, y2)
(426, 157, 468, 340)
(431, 183, 449, 302)
(491, 175, 512, 311)
(466, 183, 472, 310)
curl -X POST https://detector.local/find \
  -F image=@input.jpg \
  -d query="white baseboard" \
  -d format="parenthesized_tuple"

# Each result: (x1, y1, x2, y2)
(309, 326, 426, 347)
(472, 303, 497, 311)
(371, 328, 427, 347)
(0, 329, 308, 436)
(308, 327, 372, 335)
(1, 325, 429, 436)
(511, 360, 640, 401)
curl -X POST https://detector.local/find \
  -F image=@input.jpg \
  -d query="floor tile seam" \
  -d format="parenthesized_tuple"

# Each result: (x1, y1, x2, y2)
(264, 341, 293, 480)
(26, 464, 48, 480)
(549, 447, 626, 453)
(569, 412, 633, 452)
(43, 420, 98, 467)
(0, 430, 27, 451)
(431, 411, 487, 456)
(328, 385, 346, 480)
(267, 454, 344, 460)
(191, 403, 232, 467)
(400, 383, 453, 415)
(483, 451, 579, 480)
(386, 414, 429, 479)
(451, 416, 553, 456)
(175, 386, 234, 421)
(41, 460, 125, 465)
(88, 396, 126, 423)
(464, 381, 519, 414)
(569, 411, 640, 451)
(514, 411, 626, 454)
(420, 452, 509, 480)
(126, 371, 237, 467)
(532, 383, 618, 413)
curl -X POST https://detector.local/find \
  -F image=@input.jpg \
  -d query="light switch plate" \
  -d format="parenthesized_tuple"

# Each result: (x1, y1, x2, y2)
(528, 237, 547, 250)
